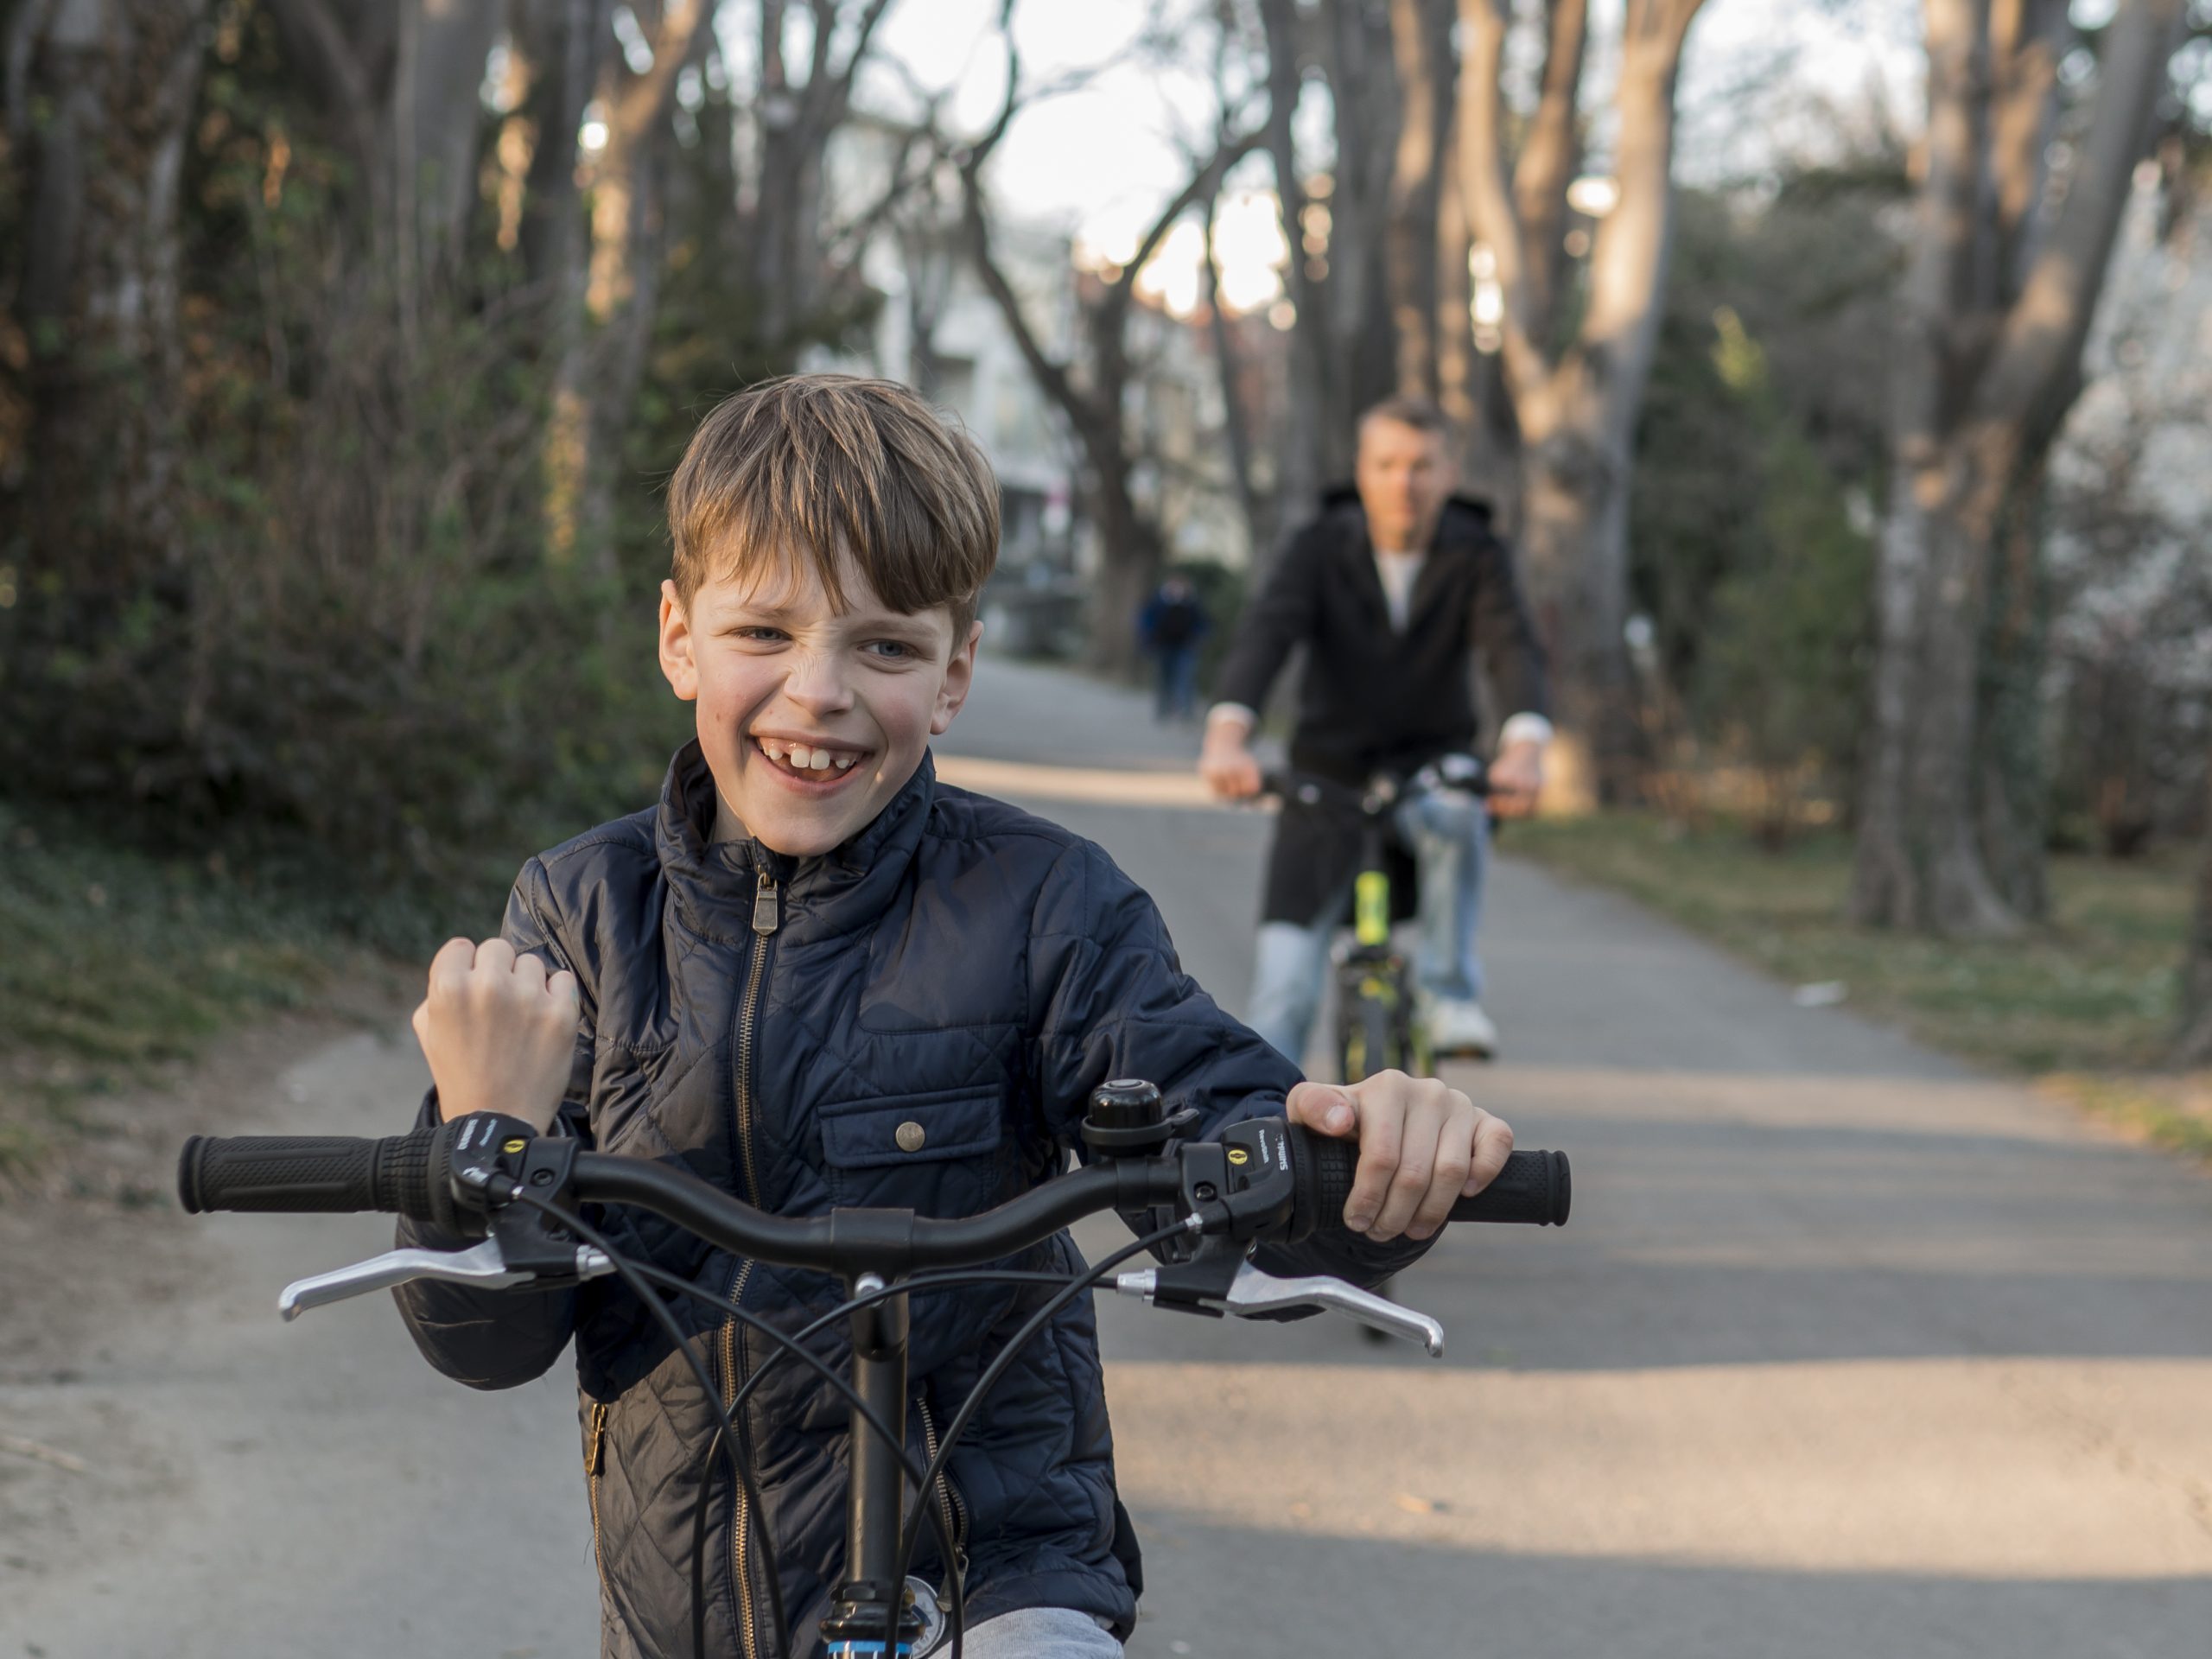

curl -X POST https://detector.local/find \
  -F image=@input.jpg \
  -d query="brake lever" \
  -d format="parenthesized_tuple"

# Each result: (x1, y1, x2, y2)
(276, 1239, 615, 1322)
(1111, 1262, 1445, 1357)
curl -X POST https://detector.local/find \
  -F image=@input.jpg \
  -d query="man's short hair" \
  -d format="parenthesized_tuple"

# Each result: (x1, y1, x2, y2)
(1357, 395, 1452, 441)
(667, 375, 1000, 645)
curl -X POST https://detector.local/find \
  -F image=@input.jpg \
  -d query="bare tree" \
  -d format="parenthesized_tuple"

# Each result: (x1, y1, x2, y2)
(958, 6, 1258, 669)
(266, 0, 506, 326)
(1850, 0, 2186, 935)
(1457, 0, 1705, 804)
(749, 0, 899, 353)
(16, 0, 211, 594)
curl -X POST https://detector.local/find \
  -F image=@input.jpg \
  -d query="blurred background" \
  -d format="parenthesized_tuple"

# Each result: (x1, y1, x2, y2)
(6, 5, 2212, 1656)
(5, 0, 2210, 1175)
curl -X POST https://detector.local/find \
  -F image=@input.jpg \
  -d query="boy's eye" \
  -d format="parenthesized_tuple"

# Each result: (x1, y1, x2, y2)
(734, 626, 788, 643)
(864, 639, 917, 660)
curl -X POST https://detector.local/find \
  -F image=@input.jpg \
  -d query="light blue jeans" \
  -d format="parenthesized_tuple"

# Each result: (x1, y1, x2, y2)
(1244, 787, 1490, 1067)
(956, 1606, 1121, 1655)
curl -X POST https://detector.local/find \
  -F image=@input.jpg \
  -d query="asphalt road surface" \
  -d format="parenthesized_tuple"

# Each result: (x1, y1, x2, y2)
(6, 656, 2210, 1659)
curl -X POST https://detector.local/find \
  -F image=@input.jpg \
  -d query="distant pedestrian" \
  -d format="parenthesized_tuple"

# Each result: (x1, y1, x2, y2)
(1137, 574, 1210, 722)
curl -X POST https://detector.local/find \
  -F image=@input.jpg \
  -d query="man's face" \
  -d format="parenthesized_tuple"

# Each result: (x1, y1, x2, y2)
(1354, 417, 1455, 551)
(658, 550, 978, 856)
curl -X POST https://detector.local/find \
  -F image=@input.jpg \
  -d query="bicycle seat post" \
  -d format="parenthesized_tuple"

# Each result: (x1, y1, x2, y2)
(820, 1268, 926, 1656)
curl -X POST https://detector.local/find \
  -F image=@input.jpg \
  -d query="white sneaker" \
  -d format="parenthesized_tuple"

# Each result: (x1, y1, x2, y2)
(1424, 997, 1498, 1060)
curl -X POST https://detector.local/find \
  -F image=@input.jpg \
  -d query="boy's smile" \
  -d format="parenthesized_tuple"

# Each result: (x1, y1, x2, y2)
(658, 549, 978, 857)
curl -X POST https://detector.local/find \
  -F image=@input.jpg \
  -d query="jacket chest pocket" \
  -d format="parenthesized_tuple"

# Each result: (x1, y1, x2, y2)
(817, 1088, 1008, 1216)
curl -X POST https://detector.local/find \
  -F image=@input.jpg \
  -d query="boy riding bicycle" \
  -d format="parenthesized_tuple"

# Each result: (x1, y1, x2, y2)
(1198, 396, 1553, 1065)
(397, 377, 1514, 1658)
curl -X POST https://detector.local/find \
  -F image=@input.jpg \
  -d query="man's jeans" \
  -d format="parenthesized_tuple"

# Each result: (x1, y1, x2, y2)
(1244, 788, 1490, 1067)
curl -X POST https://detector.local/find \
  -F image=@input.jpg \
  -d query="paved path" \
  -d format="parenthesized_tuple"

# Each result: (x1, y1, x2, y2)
(6, 654, 2211, 1659)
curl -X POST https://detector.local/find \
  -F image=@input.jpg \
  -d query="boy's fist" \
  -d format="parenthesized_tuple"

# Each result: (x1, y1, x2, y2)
(1285, 1072, 1512, 1243)
(411, 937, 581, 1130)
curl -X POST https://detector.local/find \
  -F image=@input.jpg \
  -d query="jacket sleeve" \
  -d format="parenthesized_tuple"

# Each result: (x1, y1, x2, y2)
(1211, 524, 1323, 716)
(1468, 525, 1550, 721)
(389, 856, 595, 1391)
(1027, 842, 1430, 1289)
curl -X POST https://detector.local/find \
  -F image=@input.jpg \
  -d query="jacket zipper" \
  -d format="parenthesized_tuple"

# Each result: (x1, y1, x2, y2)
(721, 868, 779, 1659)
(587, 1400, 611, 1591)
(913, 1389, 970, 1594)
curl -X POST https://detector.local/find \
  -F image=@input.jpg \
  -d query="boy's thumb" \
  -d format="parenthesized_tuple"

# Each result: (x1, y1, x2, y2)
(1287, 1080, 1357, 1138)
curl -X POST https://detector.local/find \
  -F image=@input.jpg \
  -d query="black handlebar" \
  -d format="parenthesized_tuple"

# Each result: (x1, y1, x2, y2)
(1261, 754, 1491, 816)
(180, 1117, 1567, 1271)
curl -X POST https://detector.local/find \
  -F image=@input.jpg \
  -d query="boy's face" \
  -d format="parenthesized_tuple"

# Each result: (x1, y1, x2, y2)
(658, 548, 979, 857)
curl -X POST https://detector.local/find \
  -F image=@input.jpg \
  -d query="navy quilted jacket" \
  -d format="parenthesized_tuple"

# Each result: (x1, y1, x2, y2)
(391, 743, 1424, 1657)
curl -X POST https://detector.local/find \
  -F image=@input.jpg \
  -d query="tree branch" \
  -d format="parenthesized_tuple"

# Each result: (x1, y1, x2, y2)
(1981, 0, 2067, 310)
(1511, 0, 1588, 342)
(1455, 0, 1547, 397)
(1976, 0, 2183, 429)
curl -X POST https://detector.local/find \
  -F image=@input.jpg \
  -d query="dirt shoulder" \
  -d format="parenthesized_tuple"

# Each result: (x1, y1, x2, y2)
(0, 1001, 408, 1582)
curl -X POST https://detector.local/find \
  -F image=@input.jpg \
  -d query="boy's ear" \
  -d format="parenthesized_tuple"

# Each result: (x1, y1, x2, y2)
(930, 620, 984, 735)
(658, 581, 699, 702)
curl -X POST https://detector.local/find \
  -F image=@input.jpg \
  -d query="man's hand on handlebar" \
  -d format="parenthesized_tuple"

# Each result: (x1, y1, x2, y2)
(1198, 708, 1263, 800)
(412, 937, 580, 1129)
(1487, 737, 1544, 818)
(1284, 1073, 1512, 1243)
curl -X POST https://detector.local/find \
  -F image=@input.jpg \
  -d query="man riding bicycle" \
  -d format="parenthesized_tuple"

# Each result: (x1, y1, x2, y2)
(1199, 396, 1552, 1064)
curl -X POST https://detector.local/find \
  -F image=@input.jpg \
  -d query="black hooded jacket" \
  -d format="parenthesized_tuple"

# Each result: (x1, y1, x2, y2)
(390, 743, 1427, 1657)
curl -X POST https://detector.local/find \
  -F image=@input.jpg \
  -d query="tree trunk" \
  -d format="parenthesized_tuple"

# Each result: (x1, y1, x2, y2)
(1258, 0, 1337, 517)
(1850, 0, 2183, 933)
(2177, 760, 2212, 1068)
(1975, 480, 2051, 918)
(545, 0, 702, 573)
(1386, 0, 1452, 399)
(957, 22, 1255, 676)
(20, 0, 208, 594)
(517, 0, 605, 289)
(1320, 0, 1400, 425)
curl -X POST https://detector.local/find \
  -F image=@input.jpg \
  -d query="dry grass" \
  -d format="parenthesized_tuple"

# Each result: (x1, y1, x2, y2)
(1508, 813, 2196, 1078)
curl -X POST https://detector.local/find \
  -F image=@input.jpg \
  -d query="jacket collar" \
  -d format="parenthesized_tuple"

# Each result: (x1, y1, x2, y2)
(653, 740, 938, 945)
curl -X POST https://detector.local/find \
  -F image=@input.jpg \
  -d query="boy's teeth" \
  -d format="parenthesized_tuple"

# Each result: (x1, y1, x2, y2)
(758, 738, 861, 774)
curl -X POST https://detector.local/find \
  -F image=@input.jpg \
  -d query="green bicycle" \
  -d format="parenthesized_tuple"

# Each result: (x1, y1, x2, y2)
(1264, 755, 1492, 1089)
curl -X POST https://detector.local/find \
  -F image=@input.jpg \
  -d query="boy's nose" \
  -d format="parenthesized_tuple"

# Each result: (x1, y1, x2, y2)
(782, 651, 855, 715)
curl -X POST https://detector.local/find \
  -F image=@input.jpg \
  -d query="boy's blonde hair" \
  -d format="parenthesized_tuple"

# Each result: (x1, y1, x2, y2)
(667, 375, 1000, 645)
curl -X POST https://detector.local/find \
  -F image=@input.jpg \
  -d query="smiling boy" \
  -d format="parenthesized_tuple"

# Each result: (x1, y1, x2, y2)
(397, 376, 1513, 1659)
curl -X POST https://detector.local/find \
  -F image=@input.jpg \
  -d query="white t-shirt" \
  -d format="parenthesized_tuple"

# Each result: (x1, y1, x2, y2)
(1373, 545, 1424, 632)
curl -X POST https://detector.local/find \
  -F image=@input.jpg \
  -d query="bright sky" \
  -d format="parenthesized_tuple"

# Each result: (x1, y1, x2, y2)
(850, 0, 1924, 320)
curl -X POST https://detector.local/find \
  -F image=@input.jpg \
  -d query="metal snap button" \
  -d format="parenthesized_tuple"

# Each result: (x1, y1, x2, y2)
(895, 1120, 926, 1153)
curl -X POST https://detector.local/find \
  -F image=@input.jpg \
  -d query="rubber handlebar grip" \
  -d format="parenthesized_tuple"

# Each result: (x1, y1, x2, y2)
(1287, 1126, 1569, 1235)
(177, 1128, 442, 1220)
